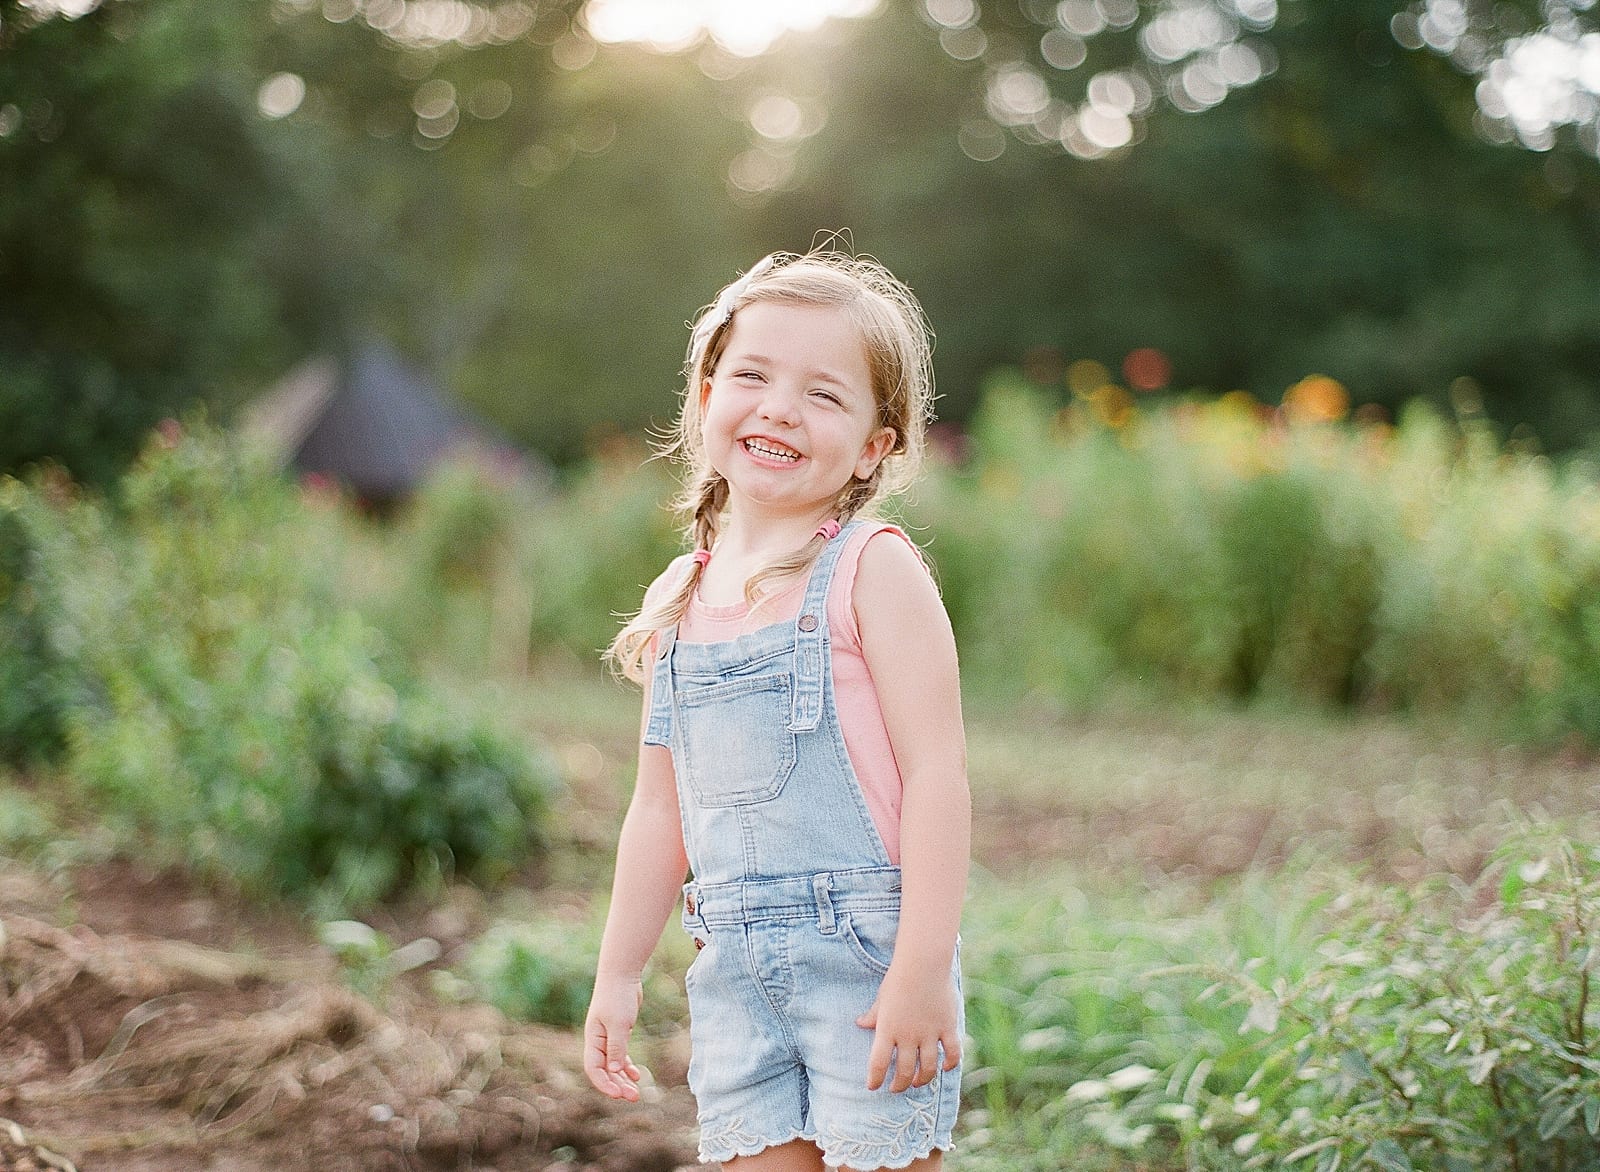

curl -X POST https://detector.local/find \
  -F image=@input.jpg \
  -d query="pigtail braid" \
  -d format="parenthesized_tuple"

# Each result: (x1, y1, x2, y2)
(688, 474, 727, 555)
(605, 471, 729, 681)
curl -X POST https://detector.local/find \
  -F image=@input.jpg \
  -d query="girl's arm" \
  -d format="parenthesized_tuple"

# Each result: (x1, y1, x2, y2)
(584, 662, 689, 1102)
(851, 533, 972, 1094)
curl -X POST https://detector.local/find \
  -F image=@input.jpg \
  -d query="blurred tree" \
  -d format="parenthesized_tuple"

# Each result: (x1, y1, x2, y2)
(0, 0, 358, 484)
(822, 0, 1600, 439)
(4, 0, 1598, 484)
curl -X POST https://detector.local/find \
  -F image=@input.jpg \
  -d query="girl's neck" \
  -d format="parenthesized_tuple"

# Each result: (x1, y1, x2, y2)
(697, 509, 836, 608)
(714, 509, 834, 563)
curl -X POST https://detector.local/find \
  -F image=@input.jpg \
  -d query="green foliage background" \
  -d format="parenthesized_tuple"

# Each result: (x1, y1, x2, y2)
(3, 0, 1598, 483)
(0, 422, 558, 910)
(6, 5, 1600, 1161)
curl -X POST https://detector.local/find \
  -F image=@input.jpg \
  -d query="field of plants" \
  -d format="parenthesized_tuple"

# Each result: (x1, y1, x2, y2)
(3, 377, 1600, 1170)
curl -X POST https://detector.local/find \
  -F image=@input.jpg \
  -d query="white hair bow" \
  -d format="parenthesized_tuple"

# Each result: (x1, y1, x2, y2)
(690, 253, 781, 367)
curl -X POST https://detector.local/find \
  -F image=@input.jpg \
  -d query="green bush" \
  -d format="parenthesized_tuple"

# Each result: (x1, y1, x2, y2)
(960, 872, 1326, 1167)
(461, 917, 599, 1028)
(1182, 828, 1600, 1168)
(967, 829, 1600, 1169)
(913, 382, 1234, 707)
(374, 456, 534, 674)
(1214, 461, 1385, 705)
(4, 419, 557, 908)
(901, 377, 1600, 746)
(0, 475, 79, 767)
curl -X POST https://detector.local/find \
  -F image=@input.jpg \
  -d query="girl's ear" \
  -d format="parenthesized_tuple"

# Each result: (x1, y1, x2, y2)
(854, 426, 897, 481)
(699, 377, 713, 412)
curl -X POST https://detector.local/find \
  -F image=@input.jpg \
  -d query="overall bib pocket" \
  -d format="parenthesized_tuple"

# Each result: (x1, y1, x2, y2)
(675, 673, 798, 806)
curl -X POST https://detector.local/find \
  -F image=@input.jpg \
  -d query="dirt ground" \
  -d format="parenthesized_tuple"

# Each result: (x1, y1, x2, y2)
(4, 700, 1594, 1172)
(0, 859, 700, 1172)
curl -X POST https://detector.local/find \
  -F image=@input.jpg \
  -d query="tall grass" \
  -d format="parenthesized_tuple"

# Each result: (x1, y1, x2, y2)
(958, 825, 1600, 1169)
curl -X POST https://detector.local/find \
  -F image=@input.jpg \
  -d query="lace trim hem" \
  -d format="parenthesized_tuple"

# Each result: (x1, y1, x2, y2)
(698, 1119, 807, 1164)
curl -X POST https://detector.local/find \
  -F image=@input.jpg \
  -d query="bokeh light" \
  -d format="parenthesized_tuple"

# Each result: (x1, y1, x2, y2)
(1282, 374, 1350, 424)
(25, 0, 101, 14)
(257, 72, 306, 119)
(583, 0, 881, 57)
(1395, 1, 1600, 154)
(304, 0, 539, 50)
(1123, 347, 1173, 391)
(932, 0, 1600, 162)
(968, 0, 1282, 158)
(1067, 358, 1113, 396)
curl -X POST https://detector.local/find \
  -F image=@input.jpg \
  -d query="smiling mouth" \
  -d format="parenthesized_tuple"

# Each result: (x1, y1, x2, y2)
(743, 437, 802, 463)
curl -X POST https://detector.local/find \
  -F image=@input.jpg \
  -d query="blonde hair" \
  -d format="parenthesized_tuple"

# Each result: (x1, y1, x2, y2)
(606, 248, 936, 682)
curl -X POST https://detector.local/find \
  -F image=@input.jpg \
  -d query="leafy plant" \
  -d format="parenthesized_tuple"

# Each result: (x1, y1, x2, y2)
(320, 918, 442, 998)
(461, 917, 599, 1028)
(1177, 828, 1600, 1169)
(6, 419, 558, 909)
(987, 828, 1600, 1169)
(0, 473, 79, 767)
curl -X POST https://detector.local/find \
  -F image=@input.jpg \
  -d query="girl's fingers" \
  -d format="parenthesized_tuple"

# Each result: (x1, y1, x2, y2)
(865, 1033, 893, 1090)
(874, 1036, 960, 1093)
(584, 1021, 642, 1100)
(854, 995, 878, 1031)
(889, 1047, 919, 1093)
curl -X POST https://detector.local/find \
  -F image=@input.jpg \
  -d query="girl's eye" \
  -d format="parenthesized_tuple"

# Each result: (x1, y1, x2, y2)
(810, 389, 842, 405)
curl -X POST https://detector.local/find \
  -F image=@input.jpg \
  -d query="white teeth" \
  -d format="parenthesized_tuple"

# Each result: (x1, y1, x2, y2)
(744, 438, 800, 462)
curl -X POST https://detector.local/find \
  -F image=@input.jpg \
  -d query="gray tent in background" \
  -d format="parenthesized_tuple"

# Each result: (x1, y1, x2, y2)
(242, 341, 537, 507)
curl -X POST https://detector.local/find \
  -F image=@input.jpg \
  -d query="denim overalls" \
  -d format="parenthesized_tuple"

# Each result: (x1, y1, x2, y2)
(642, 522, 962, 1170)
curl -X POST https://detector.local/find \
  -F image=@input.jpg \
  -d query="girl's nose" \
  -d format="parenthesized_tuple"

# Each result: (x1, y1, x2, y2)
(758, 386, 801, 426)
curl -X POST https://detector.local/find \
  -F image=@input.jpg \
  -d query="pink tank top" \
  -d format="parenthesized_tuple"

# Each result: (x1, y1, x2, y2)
(648, 523, 915, 864)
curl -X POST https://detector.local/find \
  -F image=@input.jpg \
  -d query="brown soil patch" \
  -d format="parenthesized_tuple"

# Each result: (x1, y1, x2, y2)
(0, 864, 698, 1172)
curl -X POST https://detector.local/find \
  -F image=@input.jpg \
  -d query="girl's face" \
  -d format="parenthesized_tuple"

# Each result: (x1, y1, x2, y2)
(700, 300, 895, 528)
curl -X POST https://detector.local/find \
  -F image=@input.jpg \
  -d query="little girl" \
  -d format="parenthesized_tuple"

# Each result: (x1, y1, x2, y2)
(584, 249, 970, 1172)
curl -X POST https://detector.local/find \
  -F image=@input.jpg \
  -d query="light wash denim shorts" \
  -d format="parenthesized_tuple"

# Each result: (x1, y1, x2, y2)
(682, 869, 963, 1170)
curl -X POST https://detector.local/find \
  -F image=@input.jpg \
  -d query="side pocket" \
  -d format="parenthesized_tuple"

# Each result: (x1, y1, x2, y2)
(682, 908, 712, 988)
(840, 910, 898, 977)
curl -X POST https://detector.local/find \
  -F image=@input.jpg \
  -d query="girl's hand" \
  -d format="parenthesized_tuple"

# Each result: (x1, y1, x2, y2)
(584, 973, 645, 1100)
(855, 961, 962, 1093)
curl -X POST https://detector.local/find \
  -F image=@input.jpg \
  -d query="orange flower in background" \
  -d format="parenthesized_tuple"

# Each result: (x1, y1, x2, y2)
(1283, 375, 1349, 424)
(1122, 347, 1172, 392)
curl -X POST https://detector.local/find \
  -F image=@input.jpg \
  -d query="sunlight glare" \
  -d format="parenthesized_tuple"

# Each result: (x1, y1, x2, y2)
(583, 0, 880, 57)
(19, 0, 101, 15)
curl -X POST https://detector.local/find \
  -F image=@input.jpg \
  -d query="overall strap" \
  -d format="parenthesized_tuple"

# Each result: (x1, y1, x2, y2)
(640, 558, 691, 748)
(787, 520, 866, 732)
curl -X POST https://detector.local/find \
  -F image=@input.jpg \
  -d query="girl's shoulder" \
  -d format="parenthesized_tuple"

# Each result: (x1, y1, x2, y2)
(831, 522, 940, 650)
(839, 520, 933, 587)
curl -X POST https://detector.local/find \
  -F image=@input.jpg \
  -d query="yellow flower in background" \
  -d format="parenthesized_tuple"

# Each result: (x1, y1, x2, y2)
(1089, 384, 1136, 429)
(1067, 359, 1112, 398)
(1284, 375, 1350, 424)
